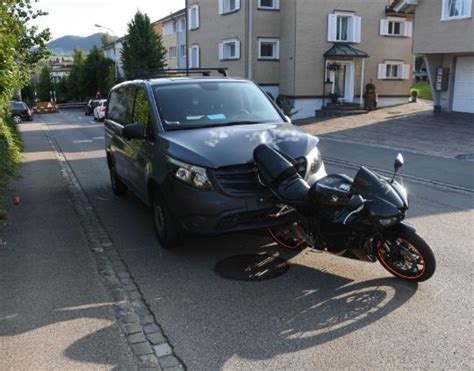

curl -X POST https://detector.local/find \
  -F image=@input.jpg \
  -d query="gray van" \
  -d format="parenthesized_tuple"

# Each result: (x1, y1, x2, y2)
(104, 77, 327, 248)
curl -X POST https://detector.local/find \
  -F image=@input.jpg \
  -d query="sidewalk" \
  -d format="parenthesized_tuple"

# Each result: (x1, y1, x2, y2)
(0, 121, 136, 369)
(297, 101, 474, 159)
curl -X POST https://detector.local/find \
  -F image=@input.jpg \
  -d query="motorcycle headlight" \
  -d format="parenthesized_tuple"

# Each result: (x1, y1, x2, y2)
(379, 216, 399, 226)
(167, 157, 213, 191)
(306, 147, 322, 175)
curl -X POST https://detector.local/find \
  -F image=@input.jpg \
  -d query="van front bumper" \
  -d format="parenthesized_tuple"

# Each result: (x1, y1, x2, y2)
(161, 176, 287, 235)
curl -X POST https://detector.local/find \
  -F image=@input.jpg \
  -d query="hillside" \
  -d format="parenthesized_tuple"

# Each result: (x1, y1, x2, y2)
(48, 33, 104, 55)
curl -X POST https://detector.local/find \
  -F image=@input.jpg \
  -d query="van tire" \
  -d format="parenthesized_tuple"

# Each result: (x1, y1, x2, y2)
(109, 164, 127, 196)
(152, 191, 181, 249)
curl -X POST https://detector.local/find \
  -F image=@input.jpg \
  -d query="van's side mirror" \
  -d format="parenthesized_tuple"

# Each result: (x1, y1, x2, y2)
(122, 123, 145, 140)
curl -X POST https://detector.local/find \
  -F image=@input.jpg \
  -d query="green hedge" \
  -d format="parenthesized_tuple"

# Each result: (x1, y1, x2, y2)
(0, 112, 22, 219)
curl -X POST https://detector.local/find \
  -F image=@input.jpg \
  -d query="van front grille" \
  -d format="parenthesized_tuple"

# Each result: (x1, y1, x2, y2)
(212, 158, 307, 196)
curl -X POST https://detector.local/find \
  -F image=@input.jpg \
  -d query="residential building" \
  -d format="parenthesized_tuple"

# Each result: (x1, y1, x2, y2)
(152, 9, 187, 69)
(50, 62, 74, 82)
(393, 0, 474, 113)
(102, 38, 125, 79)
(187, 0, 414, 118)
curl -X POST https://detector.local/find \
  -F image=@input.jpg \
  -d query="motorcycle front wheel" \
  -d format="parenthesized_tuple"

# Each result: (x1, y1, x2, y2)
(268, 223, 307, 250)
(377, 231, 436, 282)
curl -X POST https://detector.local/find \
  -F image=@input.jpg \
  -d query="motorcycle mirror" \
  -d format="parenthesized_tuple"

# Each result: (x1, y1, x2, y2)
(394, 153, 404, 171)
(391, 153, 404, 183)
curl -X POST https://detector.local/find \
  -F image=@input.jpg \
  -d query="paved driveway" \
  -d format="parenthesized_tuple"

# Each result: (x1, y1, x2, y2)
(297, 101, 474, 159)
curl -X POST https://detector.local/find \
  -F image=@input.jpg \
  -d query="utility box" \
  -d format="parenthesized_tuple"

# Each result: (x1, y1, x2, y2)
(435, 67, 449, 92)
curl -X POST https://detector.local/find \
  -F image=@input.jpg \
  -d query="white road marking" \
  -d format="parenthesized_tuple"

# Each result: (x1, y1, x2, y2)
(93, 136, 104, 140)
(73, 139, 94, 144)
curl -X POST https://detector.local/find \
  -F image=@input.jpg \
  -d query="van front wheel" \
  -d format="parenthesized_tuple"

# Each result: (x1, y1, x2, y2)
(152, 191, 181, 249)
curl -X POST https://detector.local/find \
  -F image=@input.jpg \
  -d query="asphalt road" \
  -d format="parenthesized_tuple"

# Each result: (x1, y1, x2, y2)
(36, 110, 473, 370)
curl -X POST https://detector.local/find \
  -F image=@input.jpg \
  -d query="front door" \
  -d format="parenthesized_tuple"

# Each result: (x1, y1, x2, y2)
(329, 60, 355, 102)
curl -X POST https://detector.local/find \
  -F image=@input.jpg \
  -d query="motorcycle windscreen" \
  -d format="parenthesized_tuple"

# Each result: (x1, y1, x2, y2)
(351, 166, 404, 218)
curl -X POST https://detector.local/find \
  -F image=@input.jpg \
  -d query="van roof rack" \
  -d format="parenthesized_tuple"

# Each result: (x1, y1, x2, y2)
(125, 68, 229, 80)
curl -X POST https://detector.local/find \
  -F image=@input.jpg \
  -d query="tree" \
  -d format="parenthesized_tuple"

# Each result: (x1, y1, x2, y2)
(0, 1, 50, 217)
(67, 48, 86, 100)
(121, 11, 167, 79)
(101, 33, 116, 47)
(37, 65, 53, 101)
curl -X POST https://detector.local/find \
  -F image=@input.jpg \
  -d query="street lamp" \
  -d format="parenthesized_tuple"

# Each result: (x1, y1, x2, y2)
(95, 24, 119, 82)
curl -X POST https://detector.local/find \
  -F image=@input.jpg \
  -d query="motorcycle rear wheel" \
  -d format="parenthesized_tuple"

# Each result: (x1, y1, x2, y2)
(268, 223, 307, 250)
(377, 231, 436, 282)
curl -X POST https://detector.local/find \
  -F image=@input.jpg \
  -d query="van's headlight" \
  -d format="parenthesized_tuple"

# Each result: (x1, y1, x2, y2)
(306, 147, 322, 174)
(167, 157, 213, 191)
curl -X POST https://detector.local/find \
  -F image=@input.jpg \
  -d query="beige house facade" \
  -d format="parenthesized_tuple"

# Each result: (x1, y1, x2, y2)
(394, 0, 474, 113)
(153, 9, 187, 70)
(187, 0, 414, 118)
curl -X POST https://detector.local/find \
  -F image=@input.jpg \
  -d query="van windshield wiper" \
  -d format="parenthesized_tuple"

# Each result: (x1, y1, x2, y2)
(166, 120, 269, 131)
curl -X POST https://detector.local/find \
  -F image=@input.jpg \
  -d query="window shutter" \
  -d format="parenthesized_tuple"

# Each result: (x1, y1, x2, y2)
(274, 0, 280, 9)
(380, 19, 389, 35)
(353, 16, 362, 43)
(219, 43, 224, 60)
(327, 14, 337, 42)
(189, 47, 193, 67)
(196, 6, 200, 28)
(464, 0, 472, 17)
(404, 21, 413, 37)
(378, 64, 387, 79)
(218, 0, 223, 14)
(441, 0, 448, 20)
(236, 40, 241, 59)
(188, 8, 192, 29)
(235, 0, 241, 10)
(402, 64, 410, 79)
(196, 46, 200, 68)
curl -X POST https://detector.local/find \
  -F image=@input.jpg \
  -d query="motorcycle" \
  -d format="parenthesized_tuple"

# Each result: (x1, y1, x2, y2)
(254, 144, 436, 282)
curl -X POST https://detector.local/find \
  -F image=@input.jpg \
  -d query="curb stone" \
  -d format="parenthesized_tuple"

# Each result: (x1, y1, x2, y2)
(42, 123, 186, 370)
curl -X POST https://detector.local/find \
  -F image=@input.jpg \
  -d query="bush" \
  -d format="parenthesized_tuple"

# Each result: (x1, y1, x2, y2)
(276, 95, 299, 118)
(0, 113, 22, 219)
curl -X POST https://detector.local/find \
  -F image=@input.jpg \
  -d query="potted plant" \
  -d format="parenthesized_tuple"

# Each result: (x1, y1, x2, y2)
(410, 89, 419, 103)
(328, 93, 340, 104)
(364, 81, 378, 110)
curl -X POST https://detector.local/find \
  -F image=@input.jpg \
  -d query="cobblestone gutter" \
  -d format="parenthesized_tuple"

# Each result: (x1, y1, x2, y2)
(43, 125, 185, 371)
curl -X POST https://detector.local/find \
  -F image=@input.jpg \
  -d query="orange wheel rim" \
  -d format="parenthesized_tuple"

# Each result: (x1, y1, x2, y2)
(377, 239, 426, 280)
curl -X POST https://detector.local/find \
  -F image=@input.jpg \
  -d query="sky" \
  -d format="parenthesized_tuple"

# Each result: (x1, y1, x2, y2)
(31, 0, 186, 40)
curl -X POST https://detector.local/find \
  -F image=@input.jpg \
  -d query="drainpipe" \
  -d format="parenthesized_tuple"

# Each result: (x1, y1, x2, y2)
(360, 58, 366, 108)
(185, 0, 189, 76)
(247, 0, 253, 80)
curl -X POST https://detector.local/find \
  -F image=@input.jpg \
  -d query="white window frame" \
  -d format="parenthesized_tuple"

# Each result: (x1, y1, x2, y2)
(378, 62, 410, 80)
(219, 0, 240, 15)
(441, 0, 472, 20)
(178, 18, 186, 32)
(258, 0, 280, 10)
(163, 21, 176, 36)
(257, 38, 280, 60)
(180, 45, 186, 59)
(188, 4, 200, 30)
(328, 12, 361, 43)
(168, 46, 177, 59)
(380, 18, 413, 37)
(189, 45, 200, 68)
(219, 38, 240, 60)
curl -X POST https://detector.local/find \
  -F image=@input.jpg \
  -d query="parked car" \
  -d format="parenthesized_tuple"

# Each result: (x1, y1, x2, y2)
(93, 99, 107, 121)
(10, 101, 33, 124)
(105, 78, 327, 248)
(84, 99, 100, 115)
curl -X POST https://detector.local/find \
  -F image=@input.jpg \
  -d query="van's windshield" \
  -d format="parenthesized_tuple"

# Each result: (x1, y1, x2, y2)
(153, 81, 284, 130)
